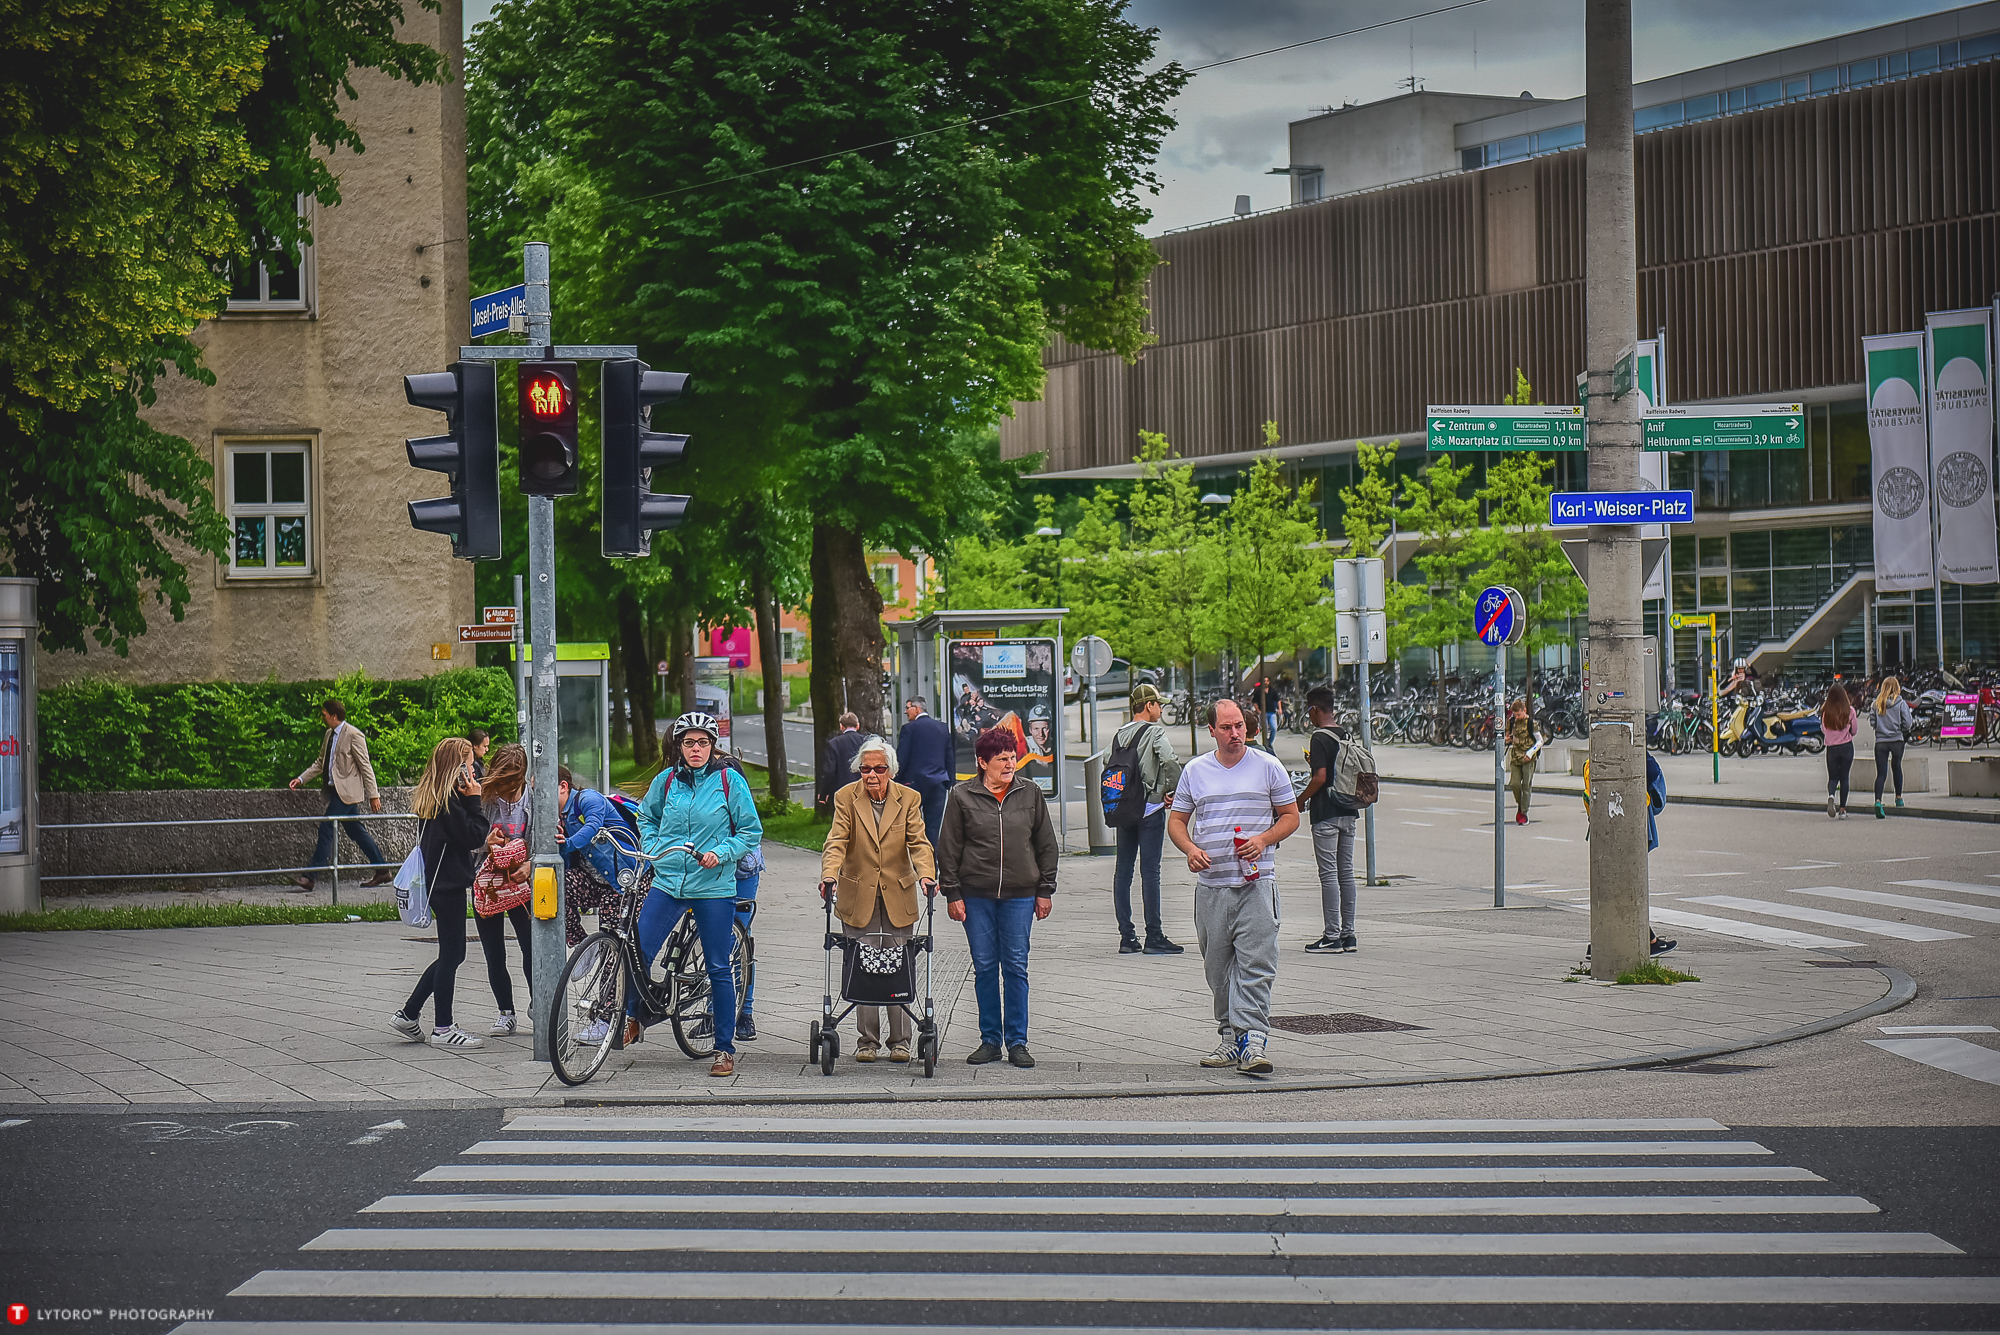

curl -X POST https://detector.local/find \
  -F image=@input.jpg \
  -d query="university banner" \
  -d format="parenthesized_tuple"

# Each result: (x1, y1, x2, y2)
(1863, 333, 1934, 592)
(1925, 309, 2000, 586)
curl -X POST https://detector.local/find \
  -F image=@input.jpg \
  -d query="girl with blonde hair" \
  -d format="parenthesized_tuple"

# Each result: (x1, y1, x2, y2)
(472, 742, 535, 1036)
(1870, 675, 1914, 817)
(390, 737, 492, 1048)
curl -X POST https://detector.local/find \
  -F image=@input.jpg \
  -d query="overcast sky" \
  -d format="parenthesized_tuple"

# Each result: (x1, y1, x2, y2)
(463, 0, 1970, 234)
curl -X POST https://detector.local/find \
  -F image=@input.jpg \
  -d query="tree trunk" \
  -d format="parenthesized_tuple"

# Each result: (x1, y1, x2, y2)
(809, 519, 886, 817)
(608, 632, 628, 752)
(666, 611, 694, 739)
(751, 562, 790, 805)
(617, 590, 656, 768)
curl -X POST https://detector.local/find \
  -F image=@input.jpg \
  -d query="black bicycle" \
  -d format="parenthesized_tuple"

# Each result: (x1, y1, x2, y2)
(549, 823, 754, 1087)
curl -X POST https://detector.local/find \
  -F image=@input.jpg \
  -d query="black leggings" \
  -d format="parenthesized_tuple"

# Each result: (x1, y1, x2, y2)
(1825, 741, 1853, 806)
(476, 902, 533, 1012)
(1874, 740, 1906, 800)
(404, 882, 468, 1029)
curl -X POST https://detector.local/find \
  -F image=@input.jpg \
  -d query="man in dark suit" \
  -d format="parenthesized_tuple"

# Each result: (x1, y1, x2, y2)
(898, 696, 954, 846)
(818, 712, 867, 819)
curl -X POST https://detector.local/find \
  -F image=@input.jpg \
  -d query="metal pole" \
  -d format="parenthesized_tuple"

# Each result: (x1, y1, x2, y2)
(1493, 643, 1505, 908)
(523, 241, 564, 1062)
(1584, 0, 1648, 979)
(1358, 652, 1378, 887)
(513, 573, 527, 729)
(330, 813, 339, 908)
(1054, 622, 1067, 852)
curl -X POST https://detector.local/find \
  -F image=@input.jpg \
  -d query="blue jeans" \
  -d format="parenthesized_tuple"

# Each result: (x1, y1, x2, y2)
(1264, 712, 1279, 752)
(630, 888, 738, 1053)
(961, 895, 1035, 1049)
(308, 797, 385, 877)
(1112, 806, 1166, 939)
(733, 872, 758, 1012)
(914, 780, 949, 848)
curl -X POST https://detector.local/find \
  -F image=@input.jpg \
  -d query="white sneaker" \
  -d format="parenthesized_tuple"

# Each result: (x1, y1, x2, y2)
(487, 1012, 517, 1036)
(387, 1013, 423, 1042)
(1199, 1033, 1240, 1068)
(576, 1018, 610, 1045)
(427, 1026, 485, 1049)
(1237, 1031, 1274, 1075)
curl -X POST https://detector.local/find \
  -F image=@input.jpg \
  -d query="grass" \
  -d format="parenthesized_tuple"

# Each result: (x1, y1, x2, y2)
(1616, 958, 1702, 985)
(0, 901, 418, 932)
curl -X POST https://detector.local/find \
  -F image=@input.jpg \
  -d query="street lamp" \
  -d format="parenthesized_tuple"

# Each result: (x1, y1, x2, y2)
(1200, 494, 1237, 696)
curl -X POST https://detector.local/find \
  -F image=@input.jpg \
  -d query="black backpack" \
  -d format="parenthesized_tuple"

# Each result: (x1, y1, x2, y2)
(1100, 723, 1159, 830)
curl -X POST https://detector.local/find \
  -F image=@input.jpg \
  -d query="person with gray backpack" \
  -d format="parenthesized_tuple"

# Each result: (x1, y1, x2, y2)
(1102, 683, 1185, 955)
(1296, 685, 1377, 954)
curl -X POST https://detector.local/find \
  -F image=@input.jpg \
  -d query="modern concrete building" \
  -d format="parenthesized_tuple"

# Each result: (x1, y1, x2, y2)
(38, 1, 474, 689)
(1003, 4, 2000, 682)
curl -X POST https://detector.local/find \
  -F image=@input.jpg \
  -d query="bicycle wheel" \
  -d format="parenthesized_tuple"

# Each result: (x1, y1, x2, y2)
(1405, 714, 1433, 746)
(550, 930, 627, 1087)
(669, 918, 753, 1059)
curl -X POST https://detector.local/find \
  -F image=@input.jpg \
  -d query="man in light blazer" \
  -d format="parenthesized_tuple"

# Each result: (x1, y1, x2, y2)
(819, 735, 937, 1062)
(290, 698, 391, 889)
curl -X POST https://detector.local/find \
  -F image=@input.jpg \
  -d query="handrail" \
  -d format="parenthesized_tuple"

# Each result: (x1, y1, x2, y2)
(40, 812, 416, 831)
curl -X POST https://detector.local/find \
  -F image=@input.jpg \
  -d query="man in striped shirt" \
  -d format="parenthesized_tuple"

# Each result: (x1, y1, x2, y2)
(1168, 698, 1300, 1075)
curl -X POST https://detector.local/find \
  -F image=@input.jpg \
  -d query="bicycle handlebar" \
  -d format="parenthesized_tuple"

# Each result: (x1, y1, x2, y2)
(592, 824, 697, 866)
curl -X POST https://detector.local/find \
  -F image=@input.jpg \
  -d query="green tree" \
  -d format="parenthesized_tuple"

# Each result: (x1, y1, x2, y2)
(1125, 431, 1219, 753)
(1474, 450, 1584, 663)
(1398, 452, 1481, 683)
(1203, 429, 1333, 691)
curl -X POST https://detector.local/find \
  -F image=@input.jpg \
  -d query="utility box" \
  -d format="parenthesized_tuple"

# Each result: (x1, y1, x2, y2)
(0, 579, 37, 914)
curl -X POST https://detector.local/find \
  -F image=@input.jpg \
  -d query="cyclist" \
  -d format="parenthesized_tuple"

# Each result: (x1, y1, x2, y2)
(630, 711, 763, 1076)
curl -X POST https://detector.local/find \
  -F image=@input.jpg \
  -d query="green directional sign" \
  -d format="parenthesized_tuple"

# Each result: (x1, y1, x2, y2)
(1426, 405, 1585, 452)
(1643, 403, 1805, 451)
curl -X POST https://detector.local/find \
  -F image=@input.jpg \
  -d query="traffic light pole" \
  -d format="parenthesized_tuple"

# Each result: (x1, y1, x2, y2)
(1584, 0, 1650, 980)
(523, 242, 565, 1063)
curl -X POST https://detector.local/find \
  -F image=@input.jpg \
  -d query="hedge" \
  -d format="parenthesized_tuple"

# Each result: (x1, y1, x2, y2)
(40, 667, 518, 793)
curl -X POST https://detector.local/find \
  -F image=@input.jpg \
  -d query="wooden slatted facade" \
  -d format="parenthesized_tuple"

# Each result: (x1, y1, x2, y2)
(1003, 62, 1998, 472)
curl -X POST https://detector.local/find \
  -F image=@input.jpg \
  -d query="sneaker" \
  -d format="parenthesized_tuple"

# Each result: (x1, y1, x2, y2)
(576, 1018, 610, 1045)
(888, 1042, 911, 1063)
(1143, 936, 1184, 955)
(487, 1012, 517, 1036)
(855, 1043, 881, 1063)
(427, 1025, 484, 1049)
(1340, 933, 1357, 953)
(1119, 935, 1143, 954)
(1875, 801, 1887, 819)
(1009, 1045, 1036, 1068)
(736, 1013, 758, 1041)
(709, 1051, 735, 1077)
(966, 1042, 1004, 1065)
(388, 1012, 423, 1042)
(1827, 795, 1837, 818)
(1304, 934, 1343, 953)
(1895, 797, 1905, 808)
(1236, 1031, 1274, 1075)
(1837, 807, 1849, 819)
(1650, 935, 1678, 956)
(1200, 1033, 1240, 1068)
(1515, 810, 1527, 825)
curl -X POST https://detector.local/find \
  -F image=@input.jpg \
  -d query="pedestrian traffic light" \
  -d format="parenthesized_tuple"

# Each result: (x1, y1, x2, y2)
(404, 360, 501, 560)
(517, 360, 580, 496)
(600, 358, 692, 558)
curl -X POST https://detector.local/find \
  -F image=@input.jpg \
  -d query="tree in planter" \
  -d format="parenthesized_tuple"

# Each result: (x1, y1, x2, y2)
(1125, 431, 1221, 755)
(1201, 431, 1334, 702)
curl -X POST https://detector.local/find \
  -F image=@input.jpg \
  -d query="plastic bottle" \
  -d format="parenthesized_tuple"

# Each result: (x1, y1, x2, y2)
(1233, 826, 1260, 882)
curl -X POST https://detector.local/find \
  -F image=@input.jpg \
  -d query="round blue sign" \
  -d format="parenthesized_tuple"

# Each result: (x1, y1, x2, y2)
(1474, 585, 1525, 646)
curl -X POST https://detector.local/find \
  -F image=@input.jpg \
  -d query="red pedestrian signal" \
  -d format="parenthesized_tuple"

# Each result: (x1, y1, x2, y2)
(517, 361, 579, 496)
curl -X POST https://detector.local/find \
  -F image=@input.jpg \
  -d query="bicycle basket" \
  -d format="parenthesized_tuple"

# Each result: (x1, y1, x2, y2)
(834, 931, 919, 1006)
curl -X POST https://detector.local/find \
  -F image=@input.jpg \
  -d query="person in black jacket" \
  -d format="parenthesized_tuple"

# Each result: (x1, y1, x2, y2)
(389, 737, 493, 1049)
(935, 727, 1058, 1068)
(899, 697, 955, 845)
(818, 712, 867, 817)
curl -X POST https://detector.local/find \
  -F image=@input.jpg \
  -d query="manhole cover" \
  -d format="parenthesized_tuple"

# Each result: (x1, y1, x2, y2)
(1269, 1013, 1427, 1035)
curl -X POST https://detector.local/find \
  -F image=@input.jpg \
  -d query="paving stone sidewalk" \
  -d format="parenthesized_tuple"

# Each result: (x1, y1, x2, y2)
(0, 838, 1902, 1106)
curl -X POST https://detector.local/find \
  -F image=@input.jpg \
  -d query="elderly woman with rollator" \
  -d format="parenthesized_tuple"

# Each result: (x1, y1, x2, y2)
(935, 726, 1057, 1068)
(820, 735, 936, 1063)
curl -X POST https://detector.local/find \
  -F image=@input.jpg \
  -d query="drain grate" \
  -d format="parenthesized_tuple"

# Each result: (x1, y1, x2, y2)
(1806, 960, 1882, 968)
(1269, 1013, 1428, 1035)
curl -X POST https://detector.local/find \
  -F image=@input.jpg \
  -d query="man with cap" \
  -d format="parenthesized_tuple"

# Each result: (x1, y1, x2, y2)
(1109, 683, 1185, 954)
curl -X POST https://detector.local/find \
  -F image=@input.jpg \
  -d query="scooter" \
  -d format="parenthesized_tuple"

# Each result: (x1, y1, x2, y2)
(1737, 696, 1825, 757)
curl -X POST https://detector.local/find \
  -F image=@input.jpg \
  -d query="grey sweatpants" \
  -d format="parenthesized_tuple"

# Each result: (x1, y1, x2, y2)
(1195, 878, 1281, 1038)
(1311, 816, 1357, 937)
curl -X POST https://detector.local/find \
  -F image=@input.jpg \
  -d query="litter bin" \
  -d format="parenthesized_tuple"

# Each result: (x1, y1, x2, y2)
(1083, 753, 1116, 856)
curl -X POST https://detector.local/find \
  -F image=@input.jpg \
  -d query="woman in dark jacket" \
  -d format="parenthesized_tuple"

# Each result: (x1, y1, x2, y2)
(935, 727, 1058, 1068)
(389, 737, 492, 1049)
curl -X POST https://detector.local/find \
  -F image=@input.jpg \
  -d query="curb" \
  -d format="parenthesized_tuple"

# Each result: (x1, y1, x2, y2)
(557, 966, 1916, 1109)
(1384, 773, 1998, 823)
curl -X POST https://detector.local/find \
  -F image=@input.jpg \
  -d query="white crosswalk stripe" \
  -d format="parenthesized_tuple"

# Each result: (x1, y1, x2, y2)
(1680, 894, 1971, 942)
(1622, 877, 2000, 951)
(1866, 1036, 2000, 1087)
(1795, 885, 2000, 925)
(183, 1117, 1993, 1333)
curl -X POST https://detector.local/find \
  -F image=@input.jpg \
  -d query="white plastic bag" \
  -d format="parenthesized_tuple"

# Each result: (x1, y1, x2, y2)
(392, 835, 432, 930)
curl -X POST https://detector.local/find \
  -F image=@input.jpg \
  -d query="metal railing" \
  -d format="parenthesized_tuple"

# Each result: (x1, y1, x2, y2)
(38, 811, 419, 906)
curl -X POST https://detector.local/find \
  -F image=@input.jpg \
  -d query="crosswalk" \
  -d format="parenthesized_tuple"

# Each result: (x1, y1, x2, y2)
(1527, 875, 1999, 950)
(175, 1115, 1998, 1333)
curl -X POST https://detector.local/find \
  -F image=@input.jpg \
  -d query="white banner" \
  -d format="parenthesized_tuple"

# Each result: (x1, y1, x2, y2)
(1925, 309, 1999, 587)
(1864, 333, 1934, 592)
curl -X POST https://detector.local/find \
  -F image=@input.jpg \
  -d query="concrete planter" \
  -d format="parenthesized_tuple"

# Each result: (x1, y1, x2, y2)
(40, 787, 420, 895)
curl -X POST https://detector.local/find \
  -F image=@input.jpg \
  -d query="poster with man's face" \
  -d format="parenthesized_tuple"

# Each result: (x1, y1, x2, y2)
(946, 638, 1058, 792)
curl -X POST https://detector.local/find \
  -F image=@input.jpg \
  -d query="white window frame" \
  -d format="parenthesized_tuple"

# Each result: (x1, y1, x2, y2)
(872, 561, 901, 605)
(220, 436, 319, 582)
(778, 629, 805, 665)
(224, 197, 316, 315)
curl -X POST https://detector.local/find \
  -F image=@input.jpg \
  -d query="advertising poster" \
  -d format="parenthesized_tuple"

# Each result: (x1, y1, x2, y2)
(1941, 693, 1978, 740)
(0, 640, 19, 855)
(946, 638, 1057, 792)
(1925, 309, 2000, 586)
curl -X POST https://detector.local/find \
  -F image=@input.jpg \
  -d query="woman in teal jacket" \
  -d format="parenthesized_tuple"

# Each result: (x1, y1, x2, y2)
(628, 711, 763, 1075)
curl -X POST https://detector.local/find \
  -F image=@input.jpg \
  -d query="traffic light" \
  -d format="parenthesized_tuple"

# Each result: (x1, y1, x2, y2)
(517, 360, 580, 496)
(600, 358, 692, 558)
(404, 360, 501, 560)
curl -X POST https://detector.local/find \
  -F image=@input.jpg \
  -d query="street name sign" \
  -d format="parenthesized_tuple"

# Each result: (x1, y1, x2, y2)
(1474, 585, 1525, 647)
(1549, 490, 1695, 525)
(469, 284, 527, 339)
(1426, 405, 1584, 451)
(458, 623, 515, 643)
(1642, 403, 1804, 451)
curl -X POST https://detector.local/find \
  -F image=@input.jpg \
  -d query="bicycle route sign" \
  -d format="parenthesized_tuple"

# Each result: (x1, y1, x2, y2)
(1426, 405, 1585, 452)
(1643, 403, 1805, 450)
(1549, 490, 1695, 525)
(1473, 585, 1525, 647)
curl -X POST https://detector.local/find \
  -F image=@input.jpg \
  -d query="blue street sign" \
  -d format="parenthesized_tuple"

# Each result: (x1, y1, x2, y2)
(470, 284, 527, 338)
(1549, 489, 1695, 525)
(1474, 584, 1524, 646)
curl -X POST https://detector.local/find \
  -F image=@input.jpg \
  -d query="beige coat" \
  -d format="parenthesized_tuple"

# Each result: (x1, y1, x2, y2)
(295, 724, 381, 805)
(820, 779, 937, 930)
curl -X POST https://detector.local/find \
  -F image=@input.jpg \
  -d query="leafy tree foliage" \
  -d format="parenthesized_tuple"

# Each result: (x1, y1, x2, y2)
(1201, 428, 1333, 688)
(1396, 452, 1481, 674)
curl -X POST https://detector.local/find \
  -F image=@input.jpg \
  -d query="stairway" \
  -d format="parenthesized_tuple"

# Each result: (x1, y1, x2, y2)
(1745, 569, 1874, 674)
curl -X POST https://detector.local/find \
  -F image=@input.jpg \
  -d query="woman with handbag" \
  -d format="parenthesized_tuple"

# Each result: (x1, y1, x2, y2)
(389, 738, 491, 1048)
(472, 743, 536, 1036)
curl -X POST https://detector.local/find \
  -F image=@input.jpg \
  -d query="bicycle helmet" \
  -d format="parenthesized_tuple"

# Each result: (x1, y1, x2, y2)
(671, 710, 719, 741)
